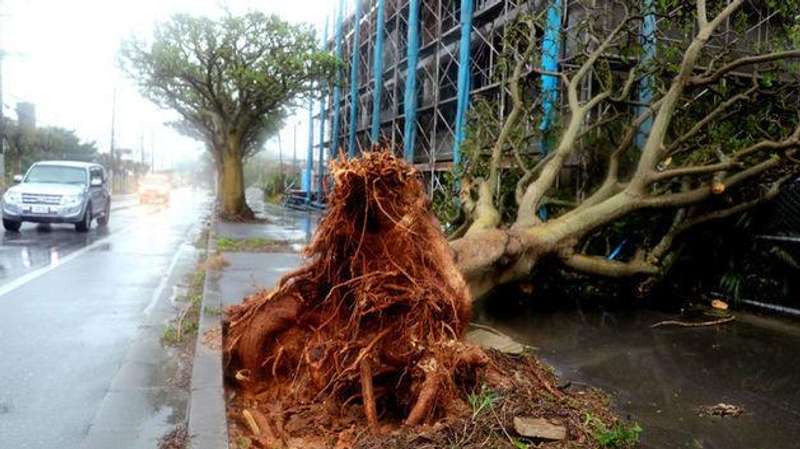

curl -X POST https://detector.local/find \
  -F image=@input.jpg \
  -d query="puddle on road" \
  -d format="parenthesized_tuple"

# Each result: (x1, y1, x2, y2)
(475, 297, 800, 449)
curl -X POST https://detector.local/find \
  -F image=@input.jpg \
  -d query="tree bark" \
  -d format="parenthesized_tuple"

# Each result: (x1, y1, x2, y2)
(218, 136, 255, 219)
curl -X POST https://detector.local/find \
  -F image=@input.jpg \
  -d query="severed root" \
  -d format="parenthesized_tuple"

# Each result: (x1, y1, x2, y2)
(405, 367, 444, 426)
(360, 358, 379, 432)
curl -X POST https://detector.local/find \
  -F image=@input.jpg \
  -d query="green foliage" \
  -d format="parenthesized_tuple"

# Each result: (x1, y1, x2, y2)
(2, 119, 99, 183)
(120, 11, 337, 212)
(467, 385, 501, 419)
(217, 237, 286, 252)
(584, 413, 642, 448)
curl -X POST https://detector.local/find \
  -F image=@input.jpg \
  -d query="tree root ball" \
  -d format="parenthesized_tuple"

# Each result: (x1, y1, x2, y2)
(224, 149, 487, 427)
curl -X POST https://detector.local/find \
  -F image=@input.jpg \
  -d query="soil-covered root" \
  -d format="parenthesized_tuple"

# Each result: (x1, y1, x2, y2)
(224, 149, 483, 427)
(226, 351, 633, 449)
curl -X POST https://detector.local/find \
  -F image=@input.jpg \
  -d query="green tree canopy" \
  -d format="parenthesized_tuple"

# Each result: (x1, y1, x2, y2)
(120, 11, 337, 217)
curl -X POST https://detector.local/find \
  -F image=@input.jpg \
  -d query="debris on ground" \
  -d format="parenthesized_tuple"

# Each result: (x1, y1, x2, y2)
(223, 150, 636, 449)
(201, 326, 223, 351)
(467, 327, 525, 355)
(513, 416, 567, 441)
(157, 424, 188, 449)
(711, 299, 729, 310)
(650, 315, 735, 328)
(698, 403, 744, 417)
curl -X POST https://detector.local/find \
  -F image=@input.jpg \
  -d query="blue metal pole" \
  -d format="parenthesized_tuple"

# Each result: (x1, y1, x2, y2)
(330, 0, 345, 158)
(539, 0, 562, 154)
(402, 0, 421, 162)
(347, 0, 363, 157)
(636, 0, 656, 148)
(452, 0, 474, 167)
(318, 17, 330, 201)
(305, 100, 314, 204)
(369, 0, 387, 144)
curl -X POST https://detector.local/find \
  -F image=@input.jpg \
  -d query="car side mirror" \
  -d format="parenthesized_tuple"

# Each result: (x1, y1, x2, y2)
(13, 174, 23, 183)
(90, 178, 103, 187)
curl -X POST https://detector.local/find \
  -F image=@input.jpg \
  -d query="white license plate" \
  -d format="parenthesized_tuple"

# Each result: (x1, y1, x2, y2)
(31, 205, 50, 214)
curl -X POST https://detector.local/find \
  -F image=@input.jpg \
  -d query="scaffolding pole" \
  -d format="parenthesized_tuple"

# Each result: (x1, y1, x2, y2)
(318, 16, 330, 200)
(369, 0, 386, 144)
(347, 0, 363, 157)
(305, 100, 314, 204)
(539, 0, 562, 153)
(402, 0, 421, 162)
(636, 0, 656, 148)
(452, 0, 475, 167)
(330, 0, 345, 158)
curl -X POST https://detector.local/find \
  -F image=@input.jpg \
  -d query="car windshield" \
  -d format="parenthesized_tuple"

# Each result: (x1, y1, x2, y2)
(142, 175, 169, 186)
(25, 165, 87, 185)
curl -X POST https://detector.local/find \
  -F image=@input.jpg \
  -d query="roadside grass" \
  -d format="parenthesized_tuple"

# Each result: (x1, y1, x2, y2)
(216, 236, 290, 252)
(584, 413, 642, 448)
(162, 259, 207, 346)
(467, 384, 501, 419)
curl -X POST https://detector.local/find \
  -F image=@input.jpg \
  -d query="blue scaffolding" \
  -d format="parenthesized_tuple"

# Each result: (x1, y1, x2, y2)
(402, 0, 421, 162)
(330, 0, 345, 158)
(369, 0, 386, 144)
(347, 0, 363, 157)
(452, 0, 474, 167)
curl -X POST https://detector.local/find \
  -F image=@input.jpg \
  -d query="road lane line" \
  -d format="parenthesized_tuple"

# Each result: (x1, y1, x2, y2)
(0, 222, 138, 299)
(142, 241, 187, 315)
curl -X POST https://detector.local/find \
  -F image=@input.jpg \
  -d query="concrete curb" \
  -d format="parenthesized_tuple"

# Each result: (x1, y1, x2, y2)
(188, 222, 229, 449)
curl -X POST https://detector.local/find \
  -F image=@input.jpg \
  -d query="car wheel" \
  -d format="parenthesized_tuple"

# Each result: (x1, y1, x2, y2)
(97, 202, 110, 226)
(3, 219, 21, 232)
(76, 204, 92, 233)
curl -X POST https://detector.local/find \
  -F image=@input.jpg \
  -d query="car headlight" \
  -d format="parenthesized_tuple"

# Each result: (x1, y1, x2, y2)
(3, 191, 21, 204)
(61, 194, 83, 206)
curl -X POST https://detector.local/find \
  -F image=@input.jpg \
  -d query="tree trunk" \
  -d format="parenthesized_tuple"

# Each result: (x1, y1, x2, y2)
(451, 191, 650, 301)
(218, 138, 254, 220)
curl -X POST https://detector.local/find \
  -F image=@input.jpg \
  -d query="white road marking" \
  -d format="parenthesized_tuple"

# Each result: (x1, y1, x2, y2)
(142, 242, 187, 315)
(0, 222, 138, 299)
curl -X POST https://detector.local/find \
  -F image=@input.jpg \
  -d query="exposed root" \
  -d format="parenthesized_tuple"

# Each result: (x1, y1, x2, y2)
(225, 149, 483, 428)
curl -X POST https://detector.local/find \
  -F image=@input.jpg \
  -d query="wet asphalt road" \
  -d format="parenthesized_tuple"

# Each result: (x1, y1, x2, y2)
(0, 188, 211, 449)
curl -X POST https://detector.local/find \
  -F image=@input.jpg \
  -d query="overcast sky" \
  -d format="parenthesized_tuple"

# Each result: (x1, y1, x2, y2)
(1, 0, 335, 170)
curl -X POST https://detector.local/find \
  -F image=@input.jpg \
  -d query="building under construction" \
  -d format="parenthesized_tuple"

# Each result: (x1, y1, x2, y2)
(304, 0, 782, 199)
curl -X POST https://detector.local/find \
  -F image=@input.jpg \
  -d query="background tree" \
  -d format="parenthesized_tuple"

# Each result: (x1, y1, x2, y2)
(441, 0, 800, 301)
(120, 12, 337, 218)
(2, 119, 99, 182)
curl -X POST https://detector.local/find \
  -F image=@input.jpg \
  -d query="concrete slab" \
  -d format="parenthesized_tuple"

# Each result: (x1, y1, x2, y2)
(218, 252, 301, 307)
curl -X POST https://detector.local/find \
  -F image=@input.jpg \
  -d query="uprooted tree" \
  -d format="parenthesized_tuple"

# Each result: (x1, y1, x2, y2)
(120, 12, 337, 218)
(443, 0, 800, 301)
(226, 152, 489, 429)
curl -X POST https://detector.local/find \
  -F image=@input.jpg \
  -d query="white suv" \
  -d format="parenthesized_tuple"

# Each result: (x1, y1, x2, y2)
(2, 161, 111, 232)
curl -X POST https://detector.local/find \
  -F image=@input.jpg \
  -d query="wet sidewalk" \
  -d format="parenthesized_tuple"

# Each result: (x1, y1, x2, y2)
(214, 191, 318, 308)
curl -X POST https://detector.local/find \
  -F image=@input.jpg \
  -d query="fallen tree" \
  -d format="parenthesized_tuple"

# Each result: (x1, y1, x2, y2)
(226, 151, 485, 429)
(224, 151, 635, 448)
(446, 0, 800, 300)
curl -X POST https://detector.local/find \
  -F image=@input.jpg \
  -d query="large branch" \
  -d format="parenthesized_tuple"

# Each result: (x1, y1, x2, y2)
(689, 50, 800, 86)
(561, 253, 659, 277)
(628, 0, 745, 191)
(514, 17, 633, 228)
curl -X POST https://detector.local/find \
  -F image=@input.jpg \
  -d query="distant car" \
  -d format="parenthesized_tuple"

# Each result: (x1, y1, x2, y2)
(2, 161, 111, 232)
(138, 174, 171, 204)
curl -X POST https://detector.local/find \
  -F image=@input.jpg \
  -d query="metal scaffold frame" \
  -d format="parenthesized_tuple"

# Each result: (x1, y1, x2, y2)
(314, 0, 783, 201)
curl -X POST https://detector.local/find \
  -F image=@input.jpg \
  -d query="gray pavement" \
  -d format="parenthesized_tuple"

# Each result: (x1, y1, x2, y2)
(215, 189, 315, 307)
(0, 188, 212, 449)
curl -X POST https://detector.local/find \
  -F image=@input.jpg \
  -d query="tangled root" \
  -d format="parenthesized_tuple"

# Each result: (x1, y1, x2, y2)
(225, 149, 487, 427)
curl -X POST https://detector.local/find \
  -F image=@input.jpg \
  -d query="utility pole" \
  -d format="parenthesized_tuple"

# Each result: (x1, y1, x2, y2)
(110, 87, 117, 191)
(292, 122, 298, 173)
(0, 5, 5, 184)
(277, 133, 283, 173)
(150, 129, 155, 171)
